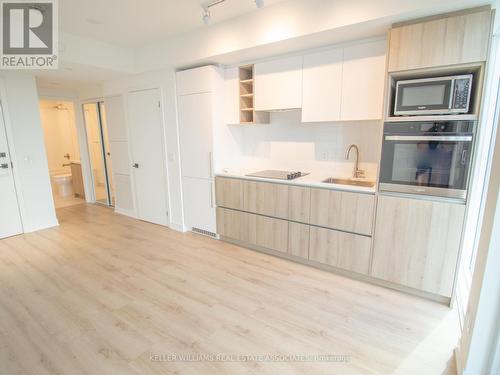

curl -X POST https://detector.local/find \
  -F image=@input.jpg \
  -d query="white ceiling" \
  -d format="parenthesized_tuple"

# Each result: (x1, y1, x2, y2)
(60, 0, 288, 47)
(35, 62, 128, 90)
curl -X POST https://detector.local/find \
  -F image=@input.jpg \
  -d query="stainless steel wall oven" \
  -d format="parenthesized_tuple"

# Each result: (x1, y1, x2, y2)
(379, 120, 475, 199)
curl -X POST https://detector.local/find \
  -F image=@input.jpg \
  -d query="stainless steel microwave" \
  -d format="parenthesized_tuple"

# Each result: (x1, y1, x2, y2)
(394, 74, 473, 116)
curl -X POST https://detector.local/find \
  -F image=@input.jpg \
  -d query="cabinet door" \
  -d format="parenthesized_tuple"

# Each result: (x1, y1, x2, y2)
(288, 222, 309, 259)
(340, 40, 386, 121)
(176, 65, 217, 96)
(215, 177, 243, 210)
(243, 180, 289, 219)
(177, 93, 213, 179)
(301, 48, 343, 122)
(254, 56, 303, 111)
(310, 188, 375, 235)
(288, 185, 311, 223)
(309, 226, 371, 275)
(183, 177, 216, 233)
(224, 67, 240, 125)
(371, 195, 465, 297)
(388, 10, 491, 72)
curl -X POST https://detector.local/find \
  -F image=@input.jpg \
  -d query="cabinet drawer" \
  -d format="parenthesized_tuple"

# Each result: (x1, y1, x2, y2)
(288, 222, 309, 259)
(216, 208, 288, 254)
(288, 186, 310, 222)
(255, 215, 289, 254)
(309, 226, 371, 275)
(243, 180, 289, 219)
(215, 177, 244, 210)
(310, 188, 375, 235)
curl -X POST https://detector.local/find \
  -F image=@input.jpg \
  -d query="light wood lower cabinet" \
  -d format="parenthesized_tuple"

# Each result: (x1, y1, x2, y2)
(310, 188, 375, 235)
(216, 208, 288, 254)
(371, 195, 465, 297)
(288, 186, 311, 222)
(215, 177, 244, 210)
(309, 226, 371, 275)
(243, 180, 289, 219)
(288, 222, 309, 259)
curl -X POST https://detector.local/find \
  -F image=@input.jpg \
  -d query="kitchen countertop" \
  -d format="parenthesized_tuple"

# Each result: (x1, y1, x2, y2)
(215, 169, 377, 194)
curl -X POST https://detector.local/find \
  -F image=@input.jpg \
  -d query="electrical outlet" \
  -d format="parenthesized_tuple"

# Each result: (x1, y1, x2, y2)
(321, 151, 329, 161)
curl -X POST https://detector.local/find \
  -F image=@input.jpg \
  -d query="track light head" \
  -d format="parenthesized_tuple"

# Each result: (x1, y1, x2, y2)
(202, 7, 211, 25)
(255, 0, 264, 8)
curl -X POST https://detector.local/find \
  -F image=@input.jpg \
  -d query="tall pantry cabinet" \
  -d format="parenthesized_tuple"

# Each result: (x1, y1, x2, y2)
(176, 66, 223, 235)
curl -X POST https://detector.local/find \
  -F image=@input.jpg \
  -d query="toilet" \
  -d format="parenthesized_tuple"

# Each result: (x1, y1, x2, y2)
(51, 173, 73, 198)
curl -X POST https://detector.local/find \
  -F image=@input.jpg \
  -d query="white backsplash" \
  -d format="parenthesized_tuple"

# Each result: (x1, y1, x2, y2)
(229, 110, 382, 179)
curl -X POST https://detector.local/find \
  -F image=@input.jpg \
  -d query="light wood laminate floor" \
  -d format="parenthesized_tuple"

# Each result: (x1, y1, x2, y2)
(0, 204, 458, 375)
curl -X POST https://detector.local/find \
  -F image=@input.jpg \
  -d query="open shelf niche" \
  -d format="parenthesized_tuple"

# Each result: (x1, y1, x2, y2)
(238, 65, 269, 124)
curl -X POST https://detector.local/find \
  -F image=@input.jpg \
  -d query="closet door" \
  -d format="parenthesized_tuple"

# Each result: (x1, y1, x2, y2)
(127, 89, 169, 226)
(103, 95, 134, 214)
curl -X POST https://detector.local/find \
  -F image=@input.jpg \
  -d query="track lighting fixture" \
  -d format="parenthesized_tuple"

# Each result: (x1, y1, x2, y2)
(202, 7, 211, 25)
(202, 0, 264, 25)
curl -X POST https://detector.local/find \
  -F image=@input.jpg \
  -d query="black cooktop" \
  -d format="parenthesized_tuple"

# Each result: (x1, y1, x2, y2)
(246, 170, 309, 180)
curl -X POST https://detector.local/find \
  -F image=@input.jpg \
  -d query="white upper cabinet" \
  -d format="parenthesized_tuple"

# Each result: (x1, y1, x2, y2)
(340, 40, 386, 121)
(302, 47, 343, 122)
(224, 66, 240, 125)
(176, 65, 218, 96)
(254, 56, 303, 111)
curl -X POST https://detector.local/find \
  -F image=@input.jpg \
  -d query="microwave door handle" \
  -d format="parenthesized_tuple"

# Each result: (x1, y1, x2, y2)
(449, 79, 455, 109)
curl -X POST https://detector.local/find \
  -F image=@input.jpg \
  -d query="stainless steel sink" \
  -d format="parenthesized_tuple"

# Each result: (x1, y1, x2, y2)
(322, 177, 376, 188)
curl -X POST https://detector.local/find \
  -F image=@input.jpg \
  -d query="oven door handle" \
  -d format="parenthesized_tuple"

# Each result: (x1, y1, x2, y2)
(385, 135, 473, 142)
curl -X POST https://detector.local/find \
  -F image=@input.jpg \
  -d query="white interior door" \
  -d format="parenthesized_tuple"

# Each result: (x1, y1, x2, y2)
(0, 103, 23, 238)
(127, 89, 168, 226)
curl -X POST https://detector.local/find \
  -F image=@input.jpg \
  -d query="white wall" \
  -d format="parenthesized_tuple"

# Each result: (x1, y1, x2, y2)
(230, 110, 381, 179)
(0, 73, 58, 232)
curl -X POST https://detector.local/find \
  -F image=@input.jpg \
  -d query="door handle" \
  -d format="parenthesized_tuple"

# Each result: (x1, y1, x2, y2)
(461, 150, 467, 165)
(1, 163, 9, 169)
(209, 182, 214, 208)
(132, 163, 139, 168)
(208, 151, 213, 178)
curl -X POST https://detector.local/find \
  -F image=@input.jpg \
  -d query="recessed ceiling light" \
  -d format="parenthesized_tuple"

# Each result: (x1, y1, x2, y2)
(85, 18, 101, 25)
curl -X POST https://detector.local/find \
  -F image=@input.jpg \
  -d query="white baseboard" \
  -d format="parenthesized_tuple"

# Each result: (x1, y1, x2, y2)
(23, 218, 59, 233)
(114, 207, 136, 219)
(168, 222, 187, 232)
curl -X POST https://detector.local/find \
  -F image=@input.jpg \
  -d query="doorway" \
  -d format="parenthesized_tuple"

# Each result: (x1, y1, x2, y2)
(39, 100, 86, 209)
(83, 102, 114, 206)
